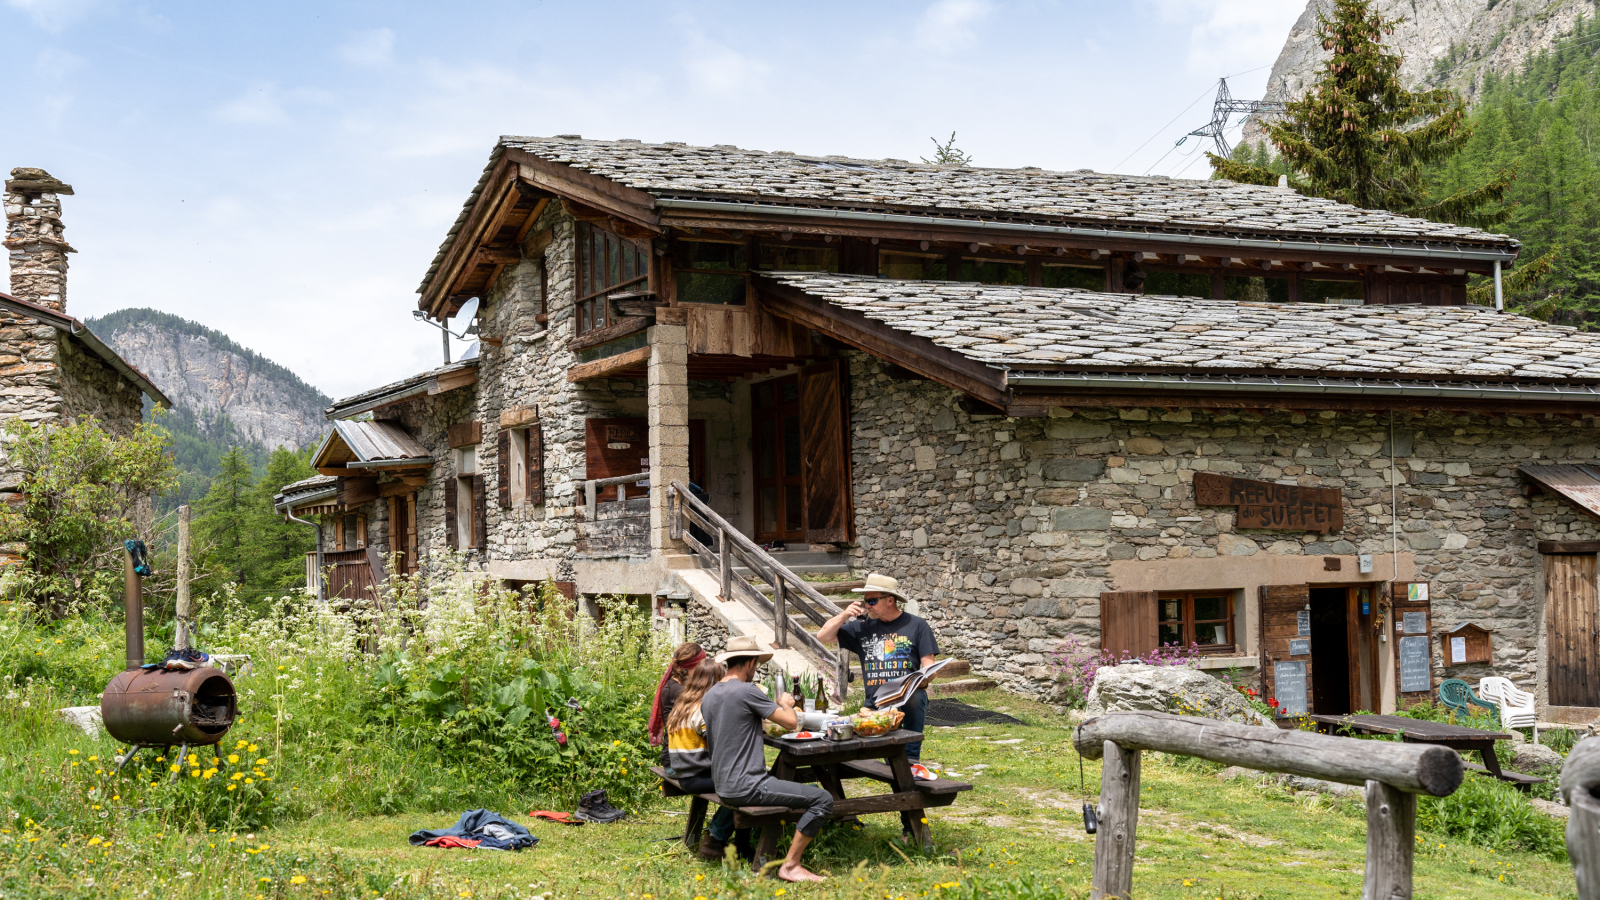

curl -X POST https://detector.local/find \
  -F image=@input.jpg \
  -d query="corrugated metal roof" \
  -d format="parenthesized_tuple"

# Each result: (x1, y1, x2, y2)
(1521, 465, 1600, 519)
(272, 474, 338, 512)
(311, 420, 431, 470)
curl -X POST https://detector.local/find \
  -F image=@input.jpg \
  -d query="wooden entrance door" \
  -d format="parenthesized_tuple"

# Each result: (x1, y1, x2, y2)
(1547, 553, 1599, 706)
(753, 375, 804, 543)
(752, 362, 855, 546)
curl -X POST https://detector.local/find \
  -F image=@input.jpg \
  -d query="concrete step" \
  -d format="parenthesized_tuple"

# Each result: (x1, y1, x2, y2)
(735, 563, 851, 578)
(933, 659, 971, 680)
(734, 549, 850, 579)
(929, 678, 998, 696)
(755, 580, 865, 597)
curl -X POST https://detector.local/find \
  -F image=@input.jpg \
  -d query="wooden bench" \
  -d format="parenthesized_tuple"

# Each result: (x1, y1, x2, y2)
(651, 764, 974, 848)
(1463, 760, 1546, 787)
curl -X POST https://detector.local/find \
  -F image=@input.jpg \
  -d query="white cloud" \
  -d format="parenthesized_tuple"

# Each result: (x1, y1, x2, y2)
(6, 0, 95, 33)
(1144, 0, 1304, 78)
(213, 83, 291, 125)
(915, 0, 992, 52)
(682, 32, 769, 95)
(339, 28, 395, 68)
(34, 47, 84, 80)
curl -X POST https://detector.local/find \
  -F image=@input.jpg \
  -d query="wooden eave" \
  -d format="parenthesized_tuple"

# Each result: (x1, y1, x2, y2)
(659, 205, 1507, 276)
(750, 274, 1010, 408)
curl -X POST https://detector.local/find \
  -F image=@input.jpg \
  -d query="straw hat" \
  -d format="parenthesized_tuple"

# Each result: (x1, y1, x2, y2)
(715, 635, 774, 665)
(851, 572, 910, 601)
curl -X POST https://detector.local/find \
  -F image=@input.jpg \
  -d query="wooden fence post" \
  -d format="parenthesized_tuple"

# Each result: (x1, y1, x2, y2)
(174, 505, 192, 651)
(1091, 739, 1140, 900)
(1562, 737, 1600, 899)
(1363, 779, 1414, 900)
(718, 529, 731, 601)
(774, 579, 788, 649)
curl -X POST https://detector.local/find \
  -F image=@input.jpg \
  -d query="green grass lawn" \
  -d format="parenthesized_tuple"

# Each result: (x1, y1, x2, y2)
(252, 691, 1576, 900)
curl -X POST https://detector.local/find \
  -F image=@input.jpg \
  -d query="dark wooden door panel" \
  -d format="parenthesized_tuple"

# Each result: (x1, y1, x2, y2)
(1261, 583, 1312, 714)
(1099, 591, 1158, 660)
(1548, 554, 1599, 707)
(800, 359, 853, 544)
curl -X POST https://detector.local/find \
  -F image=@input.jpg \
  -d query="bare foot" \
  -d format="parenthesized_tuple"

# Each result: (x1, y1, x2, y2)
(777, 862, 825, 882)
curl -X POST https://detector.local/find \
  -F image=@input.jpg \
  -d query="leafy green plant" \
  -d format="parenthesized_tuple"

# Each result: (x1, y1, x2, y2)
(1418, 771, 1567, 858)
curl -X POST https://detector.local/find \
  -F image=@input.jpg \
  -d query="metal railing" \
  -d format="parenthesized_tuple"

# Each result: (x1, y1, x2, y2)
(666, 480, 850, 703)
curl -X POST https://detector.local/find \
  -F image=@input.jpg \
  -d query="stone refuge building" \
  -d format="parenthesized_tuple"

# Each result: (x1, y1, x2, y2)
(283, 135, 1600, 721)
(0, 168, 169, 525)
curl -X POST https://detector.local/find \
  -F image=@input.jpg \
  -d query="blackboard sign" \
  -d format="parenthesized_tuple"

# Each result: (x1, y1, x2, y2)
(1274, 661, 1308, 715)
(1399, 635, 1431, 692)
(1402, 612, 1427, 634)
(1288, 639, 1311, 656)
(1296, 609, 1311, 636)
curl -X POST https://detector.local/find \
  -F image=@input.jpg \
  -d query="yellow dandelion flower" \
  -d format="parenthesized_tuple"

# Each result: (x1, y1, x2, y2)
(87, 837, 101, 846)
(68, 749, 79, 755)
(245, 777, 254, 784)
(228, 754, 239, 764)
(291, 876, 307, 885)
(227, 784, 237, 791)
(247, 744, 259, 752)
(169, 764, 180, 773)
(231, 772, 243, 781)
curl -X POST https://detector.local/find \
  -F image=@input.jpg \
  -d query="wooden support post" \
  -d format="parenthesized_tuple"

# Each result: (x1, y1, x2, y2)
(1562, 737, 1600, 898)
(586, 480, 597, 521)
(1363, 779, 1415, 900)
(1092, 739, 1140, 900)
(718, 529, 731, 600)
(174, 505, 192, 651)
(775, 578, 788, 649)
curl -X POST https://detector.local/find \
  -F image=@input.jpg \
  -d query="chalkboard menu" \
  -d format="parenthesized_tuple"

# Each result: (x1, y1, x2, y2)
(1273, 661, 1308, 715)
(1296, 609, 1311, 636)
(1289, 639, 1311, 656)
(1402, 612, 1427, 634)
(1399, 635, 1432, 692)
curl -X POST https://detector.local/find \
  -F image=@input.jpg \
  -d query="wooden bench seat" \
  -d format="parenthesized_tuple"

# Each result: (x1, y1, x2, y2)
(838, 759, 974, 796)
(651, 765, 966, 831)
(1462, 761, 1545, 787)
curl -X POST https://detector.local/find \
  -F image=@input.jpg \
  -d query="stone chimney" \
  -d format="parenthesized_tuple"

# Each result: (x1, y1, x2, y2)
(4, 168, 75, 311)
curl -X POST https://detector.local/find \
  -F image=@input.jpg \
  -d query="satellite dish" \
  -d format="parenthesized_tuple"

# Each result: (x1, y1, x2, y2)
(450, 297, 481, 338)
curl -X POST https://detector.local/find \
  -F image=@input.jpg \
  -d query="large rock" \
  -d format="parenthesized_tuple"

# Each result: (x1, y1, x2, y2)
(56, 705, 102, 737)
(1084, 662, 1272, 727)
(1510, 741, 1564, 774)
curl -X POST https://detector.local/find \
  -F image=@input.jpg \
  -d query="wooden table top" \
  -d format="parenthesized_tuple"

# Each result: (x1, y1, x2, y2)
(764, 728, 923, 757)
(1310, 713, 1510, 742)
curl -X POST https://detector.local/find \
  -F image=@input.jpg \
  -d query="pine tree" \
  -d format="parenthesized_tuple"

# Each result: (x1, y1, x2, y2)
(196, 446, 255, 587)
(245, 447, 317, 599)
(1210, 0, 1510, 227)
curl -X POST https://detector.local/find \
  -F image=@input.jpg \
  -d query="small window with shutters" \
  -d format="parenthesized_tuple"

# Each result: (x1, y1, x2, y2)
(498, 424, 546, 510)
(1158, 592, 1236, 653)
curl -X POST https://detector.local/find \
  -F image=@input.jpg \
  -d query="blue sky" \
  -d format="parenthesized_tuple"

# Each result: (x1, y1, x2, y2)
(0, 0, 1303, 399)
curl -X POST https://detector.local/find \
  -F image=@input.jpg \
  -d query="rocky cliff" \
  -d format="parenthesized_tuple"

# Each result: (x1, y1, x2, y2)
(86, 308, 328, 451)
(1243, 0, 1599, 145)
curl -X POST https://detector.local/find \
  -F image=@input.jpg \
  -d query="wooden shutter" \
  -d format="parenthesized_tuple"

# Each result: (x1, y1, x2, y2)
(527, 422, 545, 506)
(799, 359, 853, 543)
(472, 474, 488, 551)
(1099, 591, 1158, 661)
(1391, 581, 1434, 706)
(497, 429, 513, 508)
(584, 418, 647, 481)
(1260, 584, 1313, 715)
(444, 479, 459, 550)
(1546, 556, 1598, 706)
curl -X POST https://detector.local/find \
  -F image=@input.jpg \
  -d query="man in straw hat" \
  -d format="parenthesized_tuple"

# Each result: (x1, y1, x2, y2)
(700, 635, 831, 882)
(818, 573, 939, 765)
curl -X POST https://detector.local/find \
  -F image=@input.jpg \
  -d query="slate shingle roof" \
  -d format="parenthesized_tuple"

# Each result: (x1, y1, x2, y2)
(419, 136, 1519, 295)
(759, 272, 1600, 383)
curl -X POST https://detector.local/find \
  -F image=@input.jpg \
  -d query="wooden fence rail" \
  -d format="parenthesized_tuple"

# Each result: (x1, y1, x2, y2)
(1073, 712, 1465, 900)
(1562, 737, 1600, 899)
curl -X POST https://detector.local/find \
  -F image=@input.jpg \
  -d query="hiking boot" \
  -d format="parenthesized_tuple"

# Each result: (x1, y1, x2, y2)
(574, 789, 626, 824)
(696, 830, 727, 862)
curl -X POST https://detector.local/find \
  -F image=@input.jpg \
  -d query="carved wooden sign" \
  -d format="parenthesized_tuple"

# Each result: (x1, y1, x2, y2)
(1193, 472, 1343, 533)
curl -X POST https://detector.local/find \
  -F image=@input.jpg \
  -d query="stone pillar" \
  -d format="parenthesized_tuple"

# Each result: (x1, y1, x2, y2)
(4, 168, 75, 311)
(648, 312, 690, 553)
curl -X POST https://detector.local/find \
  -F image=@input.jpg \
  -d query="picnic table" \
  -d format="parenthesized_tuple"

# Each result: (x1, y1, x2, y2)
(1309, 713, 1543, 789)
(654, 728, 973, 870)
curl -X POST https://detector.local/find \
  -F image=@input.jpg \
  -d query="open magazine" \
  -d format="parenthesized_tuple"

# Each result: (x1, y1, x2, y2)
(871, 658, 953, 710)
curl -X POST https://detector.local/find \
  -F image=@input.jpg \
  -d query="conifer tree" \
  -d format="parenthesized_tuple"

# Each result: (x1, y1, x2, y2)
(1210, 0, 1510, 226)
(245, 446, 317, 599)
(196, 446, 255, 587)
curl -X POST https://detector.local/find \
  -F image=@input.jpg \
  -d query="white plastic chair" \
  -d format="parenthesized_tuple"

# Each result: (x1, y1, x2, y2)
(1478, 676, 1539, 743)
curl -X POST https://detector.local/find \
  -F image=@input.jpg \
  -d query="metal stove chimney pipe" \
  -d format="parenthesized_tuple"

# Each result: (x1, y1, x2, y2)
(124, 549, 143, 671)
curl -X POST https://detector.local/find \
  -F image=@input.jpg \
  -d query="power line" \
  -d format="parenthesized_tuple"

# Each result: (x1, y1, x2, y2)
(1183, 78, 1286, 160)
(1113, 86, 1216, 172)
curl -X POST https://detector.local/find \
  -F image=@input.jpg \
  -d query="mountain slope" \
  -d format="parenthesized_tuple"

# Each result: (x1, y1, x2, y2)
(87, 308, 329, 452)
(1244, 0, 1599, 144)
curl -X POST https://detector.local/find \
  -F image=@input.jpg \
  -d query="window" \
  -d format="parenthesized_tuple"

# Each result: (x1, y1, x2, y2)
(1144, 271, 1213, 299)
(674, 240, 747, 305)
(576, 223, 650, 334)
(1302, 279, 1364, 305)
(1041, 264, 1105, 291)
(756, 243, 839, 273)
(1158, 592, 1235, 652)
(1224, 275, 1290, 303)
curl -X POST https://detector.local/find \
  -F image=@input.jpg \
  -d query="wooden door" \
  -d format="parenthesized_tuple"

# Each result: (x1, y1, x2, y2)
(753, 375, 804, 543)
(1391, 581, 1434, 708)
(1547, 554, 1599, 706)
(1261, 584, 1312, 715)
(800, 360, 853, 543)
(325, 549, 375, 602)
(584, 417, 705, 495)
(1099, 591, 1158, 661)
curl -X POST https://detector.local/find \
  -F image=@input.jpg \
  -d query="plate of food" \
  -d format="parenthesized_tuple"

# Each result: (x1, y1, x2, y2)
(780, 731, 823, 741)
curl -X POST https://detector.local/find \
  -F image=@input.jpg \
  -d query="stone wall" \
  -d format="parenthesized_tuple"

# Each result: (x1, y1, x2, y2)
(57, 335, 143, 438)
(841, 351, 1585, 703)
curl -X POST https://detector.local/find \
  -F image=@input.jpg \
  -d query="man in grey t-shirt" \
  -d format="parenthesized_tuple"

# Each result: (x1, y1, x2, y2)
(701, 636, 831, 883)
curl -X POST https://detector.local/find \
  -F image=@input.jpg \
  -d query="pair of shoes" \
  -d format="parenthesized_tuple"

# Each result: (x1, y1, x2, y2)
(574, 789, 626, 824)
(696, 830, 727, 862)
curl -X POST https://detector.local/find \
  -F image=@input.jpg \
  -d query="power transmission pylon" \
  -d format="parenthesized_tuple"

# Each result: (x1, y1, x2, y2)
(1185, 78, 1286, 160)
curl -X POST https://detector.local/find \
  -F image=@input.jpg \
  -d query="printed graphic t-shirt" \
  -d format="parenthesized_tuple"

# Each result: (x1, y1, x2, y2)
(837, 612, 939, 707)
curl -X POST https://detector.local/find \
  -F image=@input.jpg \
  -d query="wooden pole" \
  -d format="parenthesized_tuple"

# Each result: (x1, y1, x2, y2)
(1363, 779, 1415, 900)
(775, 578, 788, 649)
(1562, 737, 1600, 899)
(1091, 739, 1140, 900)
(174, 505, 192, 651)
(718, 529, 731, 600)
(1074, 711, 1462, 796)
